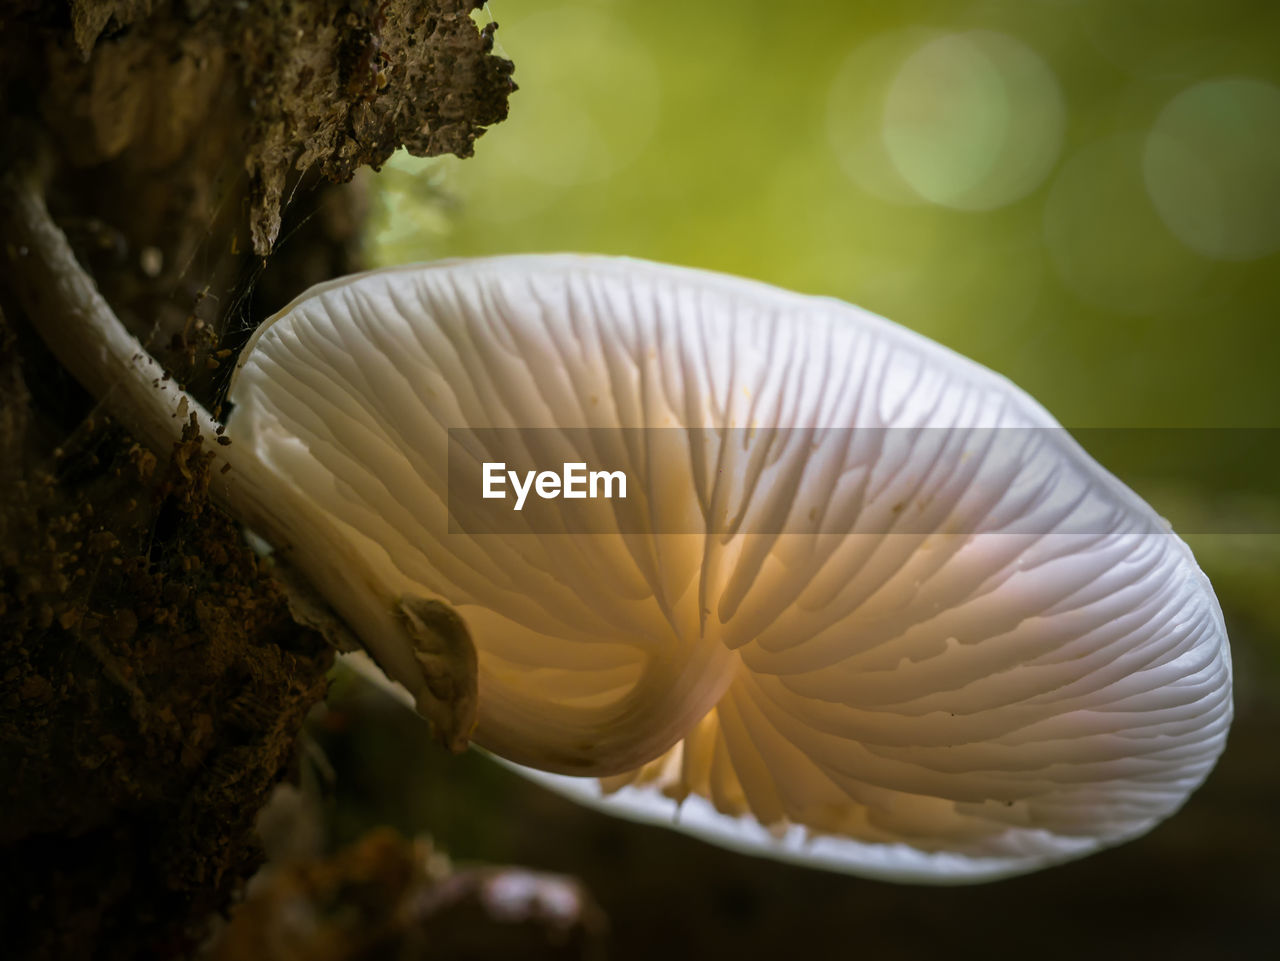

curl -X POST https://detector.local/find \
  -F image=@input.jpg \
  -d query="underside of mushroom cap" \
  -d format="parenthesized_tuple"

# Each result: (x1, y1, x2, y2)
(226, 254, 1232, 883)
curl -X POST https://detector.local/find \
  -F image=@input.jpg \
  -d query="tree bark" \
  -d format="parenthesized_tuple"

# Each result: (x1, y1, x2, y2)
(0, 2, 512, 957)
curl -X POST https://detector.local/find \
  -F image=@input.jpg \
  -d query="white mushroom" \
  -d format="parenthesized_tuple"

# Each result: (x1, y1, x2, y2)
(225, 254, 1232, 883)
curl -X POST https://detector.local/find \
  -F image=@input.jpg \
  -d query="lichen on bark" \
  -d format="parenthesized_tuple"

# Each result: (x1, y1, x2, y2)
(33, 0, 514, 270)
(241, 0, 515, 253)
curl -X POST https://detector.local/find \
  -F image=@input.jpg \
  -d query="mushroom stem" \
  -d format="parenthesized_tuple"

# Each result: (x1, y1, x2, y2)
(0, 164, 372, 599)
(0, 160, 479, 748)
(0, 163, 271, 531)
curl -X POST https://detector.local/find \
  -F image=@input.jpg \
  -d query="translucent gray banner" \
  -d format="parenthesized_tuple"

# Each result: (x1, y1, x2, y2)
(446, 427, 1279, 535)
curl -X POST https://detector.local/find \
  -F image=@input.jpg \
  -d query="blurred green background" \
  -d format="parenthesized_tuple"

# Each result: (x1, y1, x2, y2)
(374, 0, 1279, 430)
(326, 0, 1279, 956)
(371, 0, 1280, 666)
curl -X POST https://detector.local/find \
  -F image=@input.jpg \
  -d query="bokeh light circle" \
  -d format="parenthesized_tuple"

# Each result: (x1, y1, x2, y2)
(1143, 77, 1280, 261)
(826, 29, 938, 206)
(882, 31, 1065, 211)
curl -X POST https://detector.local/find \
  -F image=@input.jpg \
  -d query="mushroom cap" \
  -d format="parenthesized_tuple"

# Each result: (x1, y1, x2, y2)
(226, 254, 1232, 883)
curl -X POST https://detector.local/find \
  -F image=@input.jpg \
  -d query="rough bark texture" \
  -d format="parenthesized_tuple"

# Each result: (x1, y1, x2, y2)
(0, 381, 335, 959)
(0, 1, 513, 958)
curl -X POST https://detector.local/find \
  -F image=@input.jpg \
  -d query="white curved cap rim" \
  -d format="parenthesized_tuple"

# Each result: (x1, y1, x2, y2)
(228, 254, 1232, 884)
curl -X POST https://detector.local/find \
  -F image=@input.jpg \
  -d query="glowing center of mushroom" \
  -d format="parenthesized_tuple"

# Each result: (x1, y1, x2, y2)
(462, 591, 741, 775)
